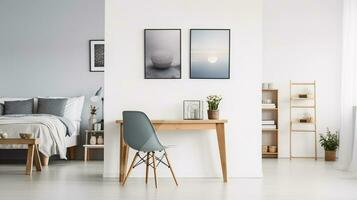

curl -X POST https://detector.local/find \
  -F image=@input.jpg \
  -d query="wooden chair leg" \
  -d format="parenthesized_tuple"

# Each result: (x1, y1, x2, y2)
(26, 144, 35, 175)
(122, 152, 139, 186)
(164, 151, 178, 186)
(145, 152, 150, 184)
(152, 152, 158, 188)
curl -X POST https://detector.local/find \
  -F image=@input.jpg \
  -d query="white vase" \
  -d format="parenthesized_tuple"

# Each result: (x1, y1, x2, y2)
(90, 135, 97, 145)
(97, 135, 104, 145)
(88, 114, 97, 130)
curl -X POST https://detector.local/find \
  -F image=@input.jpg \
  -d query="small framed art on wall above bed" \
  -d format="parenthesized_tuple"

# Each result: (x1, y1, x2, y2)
(90, 40, 105, 72)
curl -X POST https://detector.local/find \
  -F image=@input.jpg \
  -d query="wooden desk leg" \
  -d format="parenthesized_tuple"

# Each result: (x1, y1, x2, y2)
(34, 145, 42, 172)
(119, 124, 130, 183)
(216, 123, 228, 182)
(122, 144, 129, 182)
(26, 144, 35, 175)
(119, 124, 125, 182)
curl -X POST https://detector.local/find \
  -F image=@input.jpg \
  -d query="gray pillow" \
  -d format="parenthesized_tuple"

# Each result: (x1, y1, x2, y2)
(0, 103, 4, 115)
(4, 99, 34, 115)
(37, 98, 68, 117)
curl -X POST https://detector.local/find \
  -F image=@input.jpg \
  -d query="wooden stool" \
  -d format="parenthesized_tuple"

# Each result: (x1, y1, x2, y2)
(0, 138, 42, 175)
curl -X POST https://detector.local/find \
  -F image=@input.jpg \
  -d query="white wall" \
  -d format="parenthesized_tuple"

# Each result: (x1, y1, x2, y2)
(104, 0, 263, 178)
(263, 0, 342, 158)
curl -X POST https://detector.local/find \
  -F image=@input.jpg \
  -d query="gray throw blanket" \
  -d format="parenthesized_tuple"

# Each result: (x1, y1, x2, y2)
(0, 114, 76, 159)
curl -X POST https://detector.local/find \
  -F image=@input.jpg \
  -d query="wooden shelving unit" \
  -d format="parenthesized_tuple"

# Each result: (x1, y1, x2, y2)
(289, 81, 317, 160)
(262, 88, 279, 158)
(83, 130, 104, 161)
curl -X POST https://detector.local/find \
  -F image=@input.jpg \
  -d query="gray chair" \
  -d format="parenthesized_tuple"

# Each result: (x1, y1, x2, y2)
(122, 111, 178, 188)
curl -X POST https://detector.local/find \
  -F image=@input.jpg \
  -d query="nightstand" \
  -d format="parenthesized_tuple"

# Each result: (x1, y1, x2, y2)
(83, 130, 104, 161)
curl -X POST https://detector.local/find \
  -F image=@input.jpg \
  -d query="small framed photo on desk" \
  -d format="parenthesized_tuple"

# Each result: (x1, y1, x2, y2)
(183, 100, 204, 120)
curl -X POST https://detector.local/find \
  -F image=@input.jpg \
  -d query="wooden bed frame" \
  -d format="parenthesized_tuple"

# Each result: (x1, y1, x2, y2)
(39, 146, 77, 166)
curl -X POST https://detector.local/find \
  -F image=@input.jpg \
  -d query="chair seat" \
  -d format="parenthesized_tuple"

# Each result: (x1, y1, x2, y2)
(140, 144, 176, 153)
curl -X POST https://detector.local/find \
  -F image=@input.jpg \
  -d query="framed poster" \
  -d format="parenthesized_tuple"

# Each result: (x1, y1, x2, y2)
(90, 40, 104, 72)
(144, 29, 181, 79)
(190, 29, 230, 79)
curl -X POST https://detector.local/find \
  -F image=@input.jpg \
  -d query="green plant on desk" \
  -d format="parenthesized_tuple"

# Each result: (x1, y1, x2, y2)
(207, 95, 222, 110)
(207, 95, 222, 120)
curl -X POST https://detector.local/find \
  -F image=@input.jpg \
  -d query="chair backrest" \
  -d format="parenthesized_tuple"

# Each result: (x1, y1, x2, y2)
(122, 111, 164, 152)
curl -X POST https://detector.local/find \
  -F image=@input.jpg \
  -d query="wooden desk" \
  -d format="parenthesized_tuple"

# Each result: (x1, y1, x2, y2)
(116, 120, 228, 182)
(0, 138, 42, 175)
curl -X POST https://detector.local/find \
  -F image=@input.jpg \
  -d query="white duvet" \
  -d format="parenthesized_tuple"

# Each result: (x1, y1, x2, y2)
(0, 115, 67, 159)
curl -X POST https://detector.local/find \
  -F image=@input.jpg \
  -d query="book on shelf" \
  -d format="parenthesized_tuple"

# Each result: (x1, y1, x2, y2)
(262, 120, 275, 125)
(262, 124, 277, 129)
(262, 104, 276, 108)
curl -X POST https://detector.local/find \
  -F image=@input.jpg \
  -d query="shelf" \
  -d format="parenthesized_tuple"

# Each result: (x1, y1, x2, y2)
(262, 129, 278, 132)
(262, 152, 278, 155)
(262, 89, 278, 91)
(262, 108, 278, 110)
(262, 87, 279, 159)
(291, 97, 314, 100)
(83, 144, 104, 149)
(291, 130, 316, 132)
(291, 106, 315, 108)
(290, 81, 317, 160)
(291, 122, 315, 125)
(291, 82, 315, 85)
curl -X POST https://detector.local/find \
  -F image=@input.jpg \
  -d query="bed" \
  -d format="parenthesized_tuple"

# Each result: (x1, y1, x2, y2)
(0, 96, 84, 165)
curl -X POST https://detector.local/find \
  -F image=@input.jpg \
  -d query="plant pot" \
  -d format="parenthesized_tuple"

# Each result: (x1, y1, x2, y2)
(325, 150, 336, 161)
(207, 110, 219, 120)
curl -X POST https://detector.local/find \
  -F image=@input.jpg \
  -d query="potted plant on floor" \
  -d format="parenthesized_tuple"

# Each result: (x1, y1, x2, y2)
(207, 95, 222, 120)
(319, 128, 339, 161)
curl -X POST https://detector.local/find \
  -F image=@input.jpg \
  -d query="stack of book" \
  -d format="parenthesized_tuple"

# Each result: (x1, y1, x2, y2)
(262, 104, 276, 109)
(262, 120, 276, 130)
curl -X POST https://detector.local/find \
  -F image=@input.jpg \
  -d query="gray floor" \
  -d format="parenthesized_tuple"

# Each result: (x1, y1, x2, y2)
(0, 159, 357, 200)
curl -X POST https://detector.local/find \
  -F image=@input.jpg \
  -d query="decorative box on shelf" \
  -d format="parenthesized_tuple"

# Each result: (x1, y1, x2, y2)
(83, 130, 104, 161)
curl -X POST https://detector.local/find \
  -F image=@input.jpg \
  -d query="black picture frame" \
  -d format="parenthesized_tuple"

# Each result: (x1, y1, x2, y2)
(90, 40, 105, 72)
(144, 29, 182, 79)
(190, 29, 231, 79)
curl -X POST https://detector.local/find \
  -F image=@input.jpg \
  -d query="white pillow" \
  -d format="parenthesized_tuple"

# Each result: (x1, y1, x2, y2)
(37, 96, 85, 121)
(64, 96, 85, 121)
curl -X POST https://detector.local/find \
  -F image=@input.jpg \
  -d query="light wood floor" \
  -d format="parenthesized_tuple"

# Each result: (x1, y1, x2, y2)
(0, 159, 356, 200)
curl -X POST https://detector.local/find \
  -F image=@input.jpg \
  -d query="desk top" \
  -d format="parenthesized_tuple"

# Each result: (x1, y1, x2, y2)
(115, 119, 227, 124)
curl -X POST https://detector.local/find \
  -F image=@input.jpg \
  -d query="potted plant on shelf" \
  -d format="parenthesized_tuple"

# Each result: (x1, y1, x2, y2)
(319, 128, 339, 161)
(207, 95, 222, 120)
